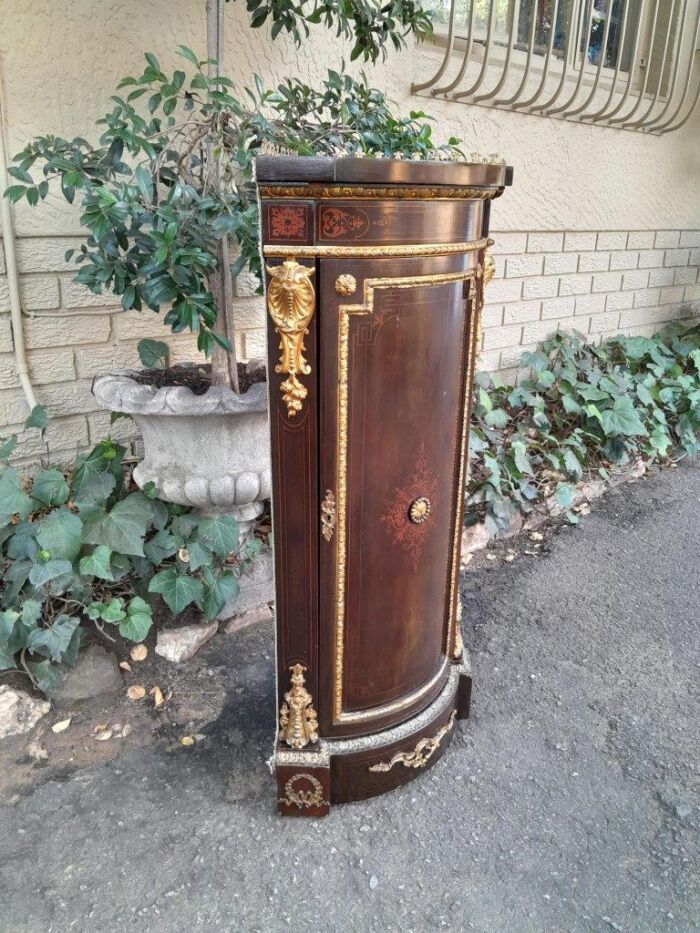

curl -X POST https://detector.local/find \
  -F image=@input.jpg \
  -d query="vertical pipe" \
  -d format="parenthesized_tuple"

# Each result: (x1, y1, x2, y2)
(0, 61, 38, 414)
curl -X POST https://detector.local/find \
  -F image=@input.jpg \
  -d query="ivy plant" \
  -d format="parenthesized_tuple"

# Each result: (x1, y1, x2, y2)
(0, 429, 260, 697)
(467, 325, 700, 535)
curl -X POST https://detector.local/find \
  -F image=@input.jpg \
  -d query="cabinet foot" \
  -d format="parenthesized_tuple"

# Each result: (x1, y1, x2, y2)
(276, 761, 331, 817)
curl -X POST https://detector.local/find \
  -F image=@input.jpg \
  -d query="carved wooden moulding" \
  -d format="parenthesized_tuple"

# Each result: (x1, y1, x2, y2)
(257, 156, 511, 816)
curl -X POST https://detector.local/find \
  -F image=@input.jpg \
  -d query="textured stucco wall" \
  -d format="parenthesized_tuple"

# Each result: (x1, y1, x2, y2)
(1, 0, 700, 465)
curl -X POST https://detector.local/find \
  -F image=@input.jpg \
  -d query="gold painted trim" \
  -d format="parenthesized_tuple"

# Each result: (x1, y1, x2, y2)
(259, 184, 505, 201)
(279, 663, 319, 749)
(368, 710, 457, 772)
(263, 237, 491, 260)
(334, 263, 483, 723)
(265, 259, 316, 417)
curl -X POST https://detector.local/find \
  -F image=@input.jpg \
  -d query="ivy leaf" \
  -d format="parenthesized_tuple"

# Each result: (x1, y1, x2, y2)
(197, 515, 239, 558)
(184, 540, 212, 572)
(149, 567, 204, 615)
(24, 405, 48, 430)
(82, 493, 152, 557)
(137, 338, 168, 369)
(31, 469, 70, 507)
(512, 441, 534, 476)
(36, 509, 83, 561)
(202, 572, 239, 619)
(555, 484, 575, 509)
(0, 610, 20, 669)
(119, 596, 153, 642)
(484, 408, 508, 429)
(27, 614, 80, 663)
(600, 396, 647, 437)
(0, 469, 33, 524)
(78, 545, 114, 580)
(144, 529, 178, 564)
(562, 449, 583, 480)
(0, 435, 17, 462)
(28, 558, 73, 588)
(27, 659, 65, 697)
(72, 472, 116, 510)
(100, 597, 127, 623)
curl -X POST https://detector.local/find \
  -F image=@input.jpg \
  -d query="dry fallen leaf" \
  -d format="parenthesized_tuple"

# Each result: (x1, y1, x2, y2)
(51, 719, 71, 734)
(119, 661, 132, 672)
(127, 685, 146, 701)
(529, 531, 544, 541)
(120, 723, 133, 738)
(180, 735, 195, 747)
(130, 644, 148, 662)
(94, 729, 113, 741)
(93, 723, 109, 733)
(150, 686, 164, 708)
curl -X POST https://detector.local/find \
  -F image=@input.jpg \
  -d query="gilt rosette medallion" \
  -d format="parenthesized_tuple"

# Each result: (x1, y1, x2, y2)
(380, 444, 438, 572)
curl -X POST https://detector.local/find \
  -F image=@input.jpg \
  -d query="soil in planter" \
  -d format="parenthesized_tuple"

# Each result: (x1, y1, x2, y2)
(133, 363, 266, 396)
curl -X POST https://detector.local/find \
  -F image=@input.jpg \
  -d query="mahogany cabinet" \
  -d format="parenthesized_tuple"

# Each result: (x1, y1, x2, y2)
(256, 156, 511, 815)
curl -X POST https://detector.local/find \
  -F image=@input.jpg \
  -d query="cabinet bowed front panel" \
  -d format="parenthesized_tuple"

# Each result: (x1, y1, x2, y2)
(256, 156, 511, 816)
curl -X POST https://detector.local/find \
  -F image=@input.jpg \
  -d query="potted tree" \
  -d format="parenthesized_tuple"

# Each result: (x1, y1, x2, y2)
(4, 1, 461, 615)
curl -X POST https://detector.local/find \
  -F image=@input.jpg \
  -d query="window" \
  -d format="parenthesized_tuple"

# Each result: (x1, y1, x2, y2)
(415, 0, 700, 133)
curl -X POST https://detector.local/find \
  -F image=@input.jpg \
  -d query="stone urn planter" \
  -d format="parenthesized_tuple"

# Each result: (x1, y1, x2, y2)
(92, 372, 273, 618)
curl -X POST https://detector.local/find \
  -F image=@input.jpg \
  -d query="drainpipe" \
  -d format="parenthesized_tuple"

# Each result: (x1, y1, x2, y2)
(0, 61, 38, 413)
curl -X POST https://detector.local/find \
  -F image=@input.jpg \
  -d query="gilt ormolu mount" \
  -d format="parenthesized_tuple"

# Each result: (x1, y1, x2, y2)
(256, 156, 512, 816)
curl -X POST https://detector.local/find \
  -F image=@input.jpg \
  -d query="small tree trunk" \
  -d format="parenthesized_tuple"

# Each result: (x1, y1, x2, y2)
(206, 0, 240, 393)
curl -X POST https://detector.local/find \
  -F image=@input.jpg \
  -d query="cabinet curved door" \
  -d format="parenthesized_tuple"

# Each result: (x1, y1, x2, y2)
(318, 252, 479, 737)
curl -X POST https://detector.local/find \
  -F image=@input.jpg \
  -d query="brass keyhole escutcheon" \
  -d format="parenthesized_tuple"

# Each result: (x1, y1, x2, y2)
(409, 497, 431, 525)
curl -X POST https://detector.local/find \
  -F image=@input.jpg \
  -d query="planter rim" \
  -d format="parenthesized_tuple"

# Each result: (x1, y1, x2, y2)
(92, 371, 268, 416)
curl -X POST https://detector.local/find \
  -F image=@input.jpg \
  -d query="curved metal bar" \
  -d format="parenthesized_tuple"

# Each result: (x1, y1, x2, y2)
(549, 0, 597, 114)
(651, 5, 700, 131)
(654, 49, 700, 130)
(515, 0, 562, 109)
(531, 0, 583, 112)
(598, 0, 651, 120)
(609, 0, 662, 124)
(629, 0, 687, 129)
(624, 0, 681, 127)
(413, 0, 458, 93)
(565, 0, 615, 116)
(496, 0, 541, 106)
(453, 0, 499, 99)
(432, 0, 478, 95)
(585, 0, 631, 120)
(474, 0, 520, 102)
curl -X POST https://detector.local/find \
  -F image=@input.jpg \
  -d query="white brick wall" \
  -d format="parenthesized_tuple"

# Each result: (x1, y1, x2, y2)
(1, 228, 699, 465)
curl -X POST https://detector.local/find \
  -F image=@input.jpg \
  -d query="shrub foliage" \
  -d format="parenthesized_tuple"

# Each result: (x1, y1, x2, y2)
(467, 325, 700, 534)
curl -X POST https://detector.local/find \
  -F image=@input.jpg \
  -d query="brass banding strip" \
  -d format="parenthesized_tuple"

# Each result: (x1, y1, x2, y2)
(334, 263, 483, 724)
(259, 185, 505, 201)
(263, 237, 492, 260)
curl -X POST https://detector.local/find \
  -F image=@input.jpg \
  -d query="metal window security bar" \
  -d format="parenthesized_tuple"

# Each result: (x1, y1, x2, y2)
(414, 0, 700, 133)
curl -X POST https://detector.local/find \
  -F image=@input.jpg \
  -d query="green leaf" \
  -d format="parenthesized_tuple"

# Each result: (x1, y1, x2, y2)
(28, 558, 73, 587)
(27, 614, 80, 662)
(82, 493, 152, 557)
(72, 472, 116, 510)
(24, 405, 48, 430)
(79, 545, 114, 580)
(149, 567, 204, 615)
(119, 596, 152, 642)
(197, 515, 239, 559)
(20, 599, 42, 629)
(31, 469, 70, 507)
(512, 441, 534, 476)
(101, 597, 127, 623)
(144, 529, 178, 564)
(36, 509, 83, 561)
(136, 338, 168, 369)
(600, 396, 647, 437)
(202, 572, 239, 619)
(183, 540, 211, 572)
(554, 484, 575, 509)
(0, 435, 17, 462)
(484, 408, 508, 429)
(27, 659, 65, 697)
(0, 468, 33, 523)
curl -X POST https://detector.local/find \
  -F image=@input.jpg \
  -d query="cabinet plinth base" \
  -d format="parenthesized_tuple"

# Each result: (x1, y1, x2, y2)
(275, 656, 470, 816)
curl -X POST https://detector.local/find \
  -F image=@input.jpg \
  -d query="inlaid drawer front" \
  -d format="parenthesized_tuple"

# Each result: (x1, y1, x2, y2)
(330, 702, 458, 804)
(317, 199, 481, 246)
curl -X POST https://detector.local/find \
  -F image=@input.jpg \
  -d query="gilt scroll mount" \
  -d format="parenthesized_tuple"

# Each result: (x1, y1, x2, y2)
(266, 259, 316, 418)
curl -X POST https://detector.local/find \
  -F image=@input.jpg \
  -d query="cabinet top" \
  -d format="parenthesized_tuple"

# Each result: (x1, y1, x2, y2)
(254, 156, 512, 189)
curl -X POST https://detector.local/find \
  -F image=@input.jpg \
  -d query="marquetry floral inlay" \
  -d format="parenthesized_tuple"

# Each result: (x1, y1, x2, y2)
(380, 444, 438, 572)
(270, 205, 307, 241)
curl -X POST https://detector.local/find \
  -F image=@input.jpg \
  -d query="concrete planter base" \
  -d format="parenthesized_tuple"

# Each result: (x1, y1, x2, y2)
(93, 372, 274, 618)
